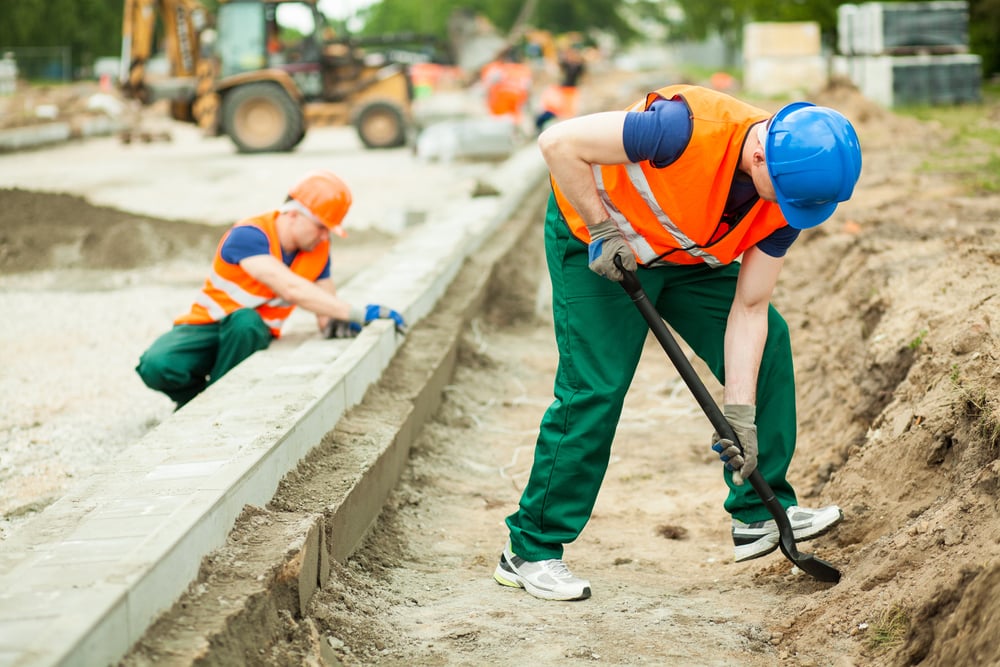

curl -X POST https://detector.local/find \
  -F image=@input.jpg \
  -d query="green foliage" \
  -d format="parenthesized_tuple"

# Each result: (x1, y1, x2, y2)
(356, 0, 645, 44)
(907, 329, 928, 350)
(2, 0, 999, 79)
(532, 0, 644, 40)
(969, 0, 1000, 77)
(0, 0, 123, 66)
(949, 363, 961, 384)
(668, 0, 847, 44)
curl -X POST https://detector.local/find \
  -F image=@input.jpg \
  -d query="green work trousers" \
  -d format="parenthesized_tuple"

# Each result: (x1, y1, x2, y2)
(505, 195, 799, 561)
(135, 309, 273, 407)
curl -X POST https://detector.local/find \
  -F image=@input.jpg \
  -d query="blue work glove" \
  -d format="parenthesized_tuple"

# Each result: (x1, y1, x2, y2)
(587, 218, 635, 282)
(711, 404, 758, 486)
(349, 304, 407, 335)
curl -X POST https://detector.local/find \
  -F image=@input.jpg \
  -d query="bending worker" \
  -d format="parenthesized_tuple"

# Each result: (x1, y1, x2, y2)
(136, 170, 405, 409)
(493, 84, 862, 601)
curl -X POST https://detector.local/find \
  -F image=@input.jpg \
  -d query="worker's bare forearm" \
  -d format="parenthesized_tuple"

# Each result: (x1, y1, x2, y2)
(284, 280, 354, 320)
(240, 255, 355, 321)
(538, 111, 630, 227)
(723, 306, 768, 405)
(722, 248, 784, 405)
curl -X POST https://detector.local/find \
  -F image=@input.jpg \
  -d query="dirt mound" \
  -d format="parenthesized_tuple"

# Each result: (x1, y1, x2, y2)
(0, 188, 222, 274)
(772, 82, 1000, 665)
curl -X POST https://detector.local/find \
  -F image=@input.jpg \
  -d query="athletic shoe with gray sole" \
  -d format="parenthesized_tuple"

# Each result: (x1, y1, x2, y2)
(732, 505, 843, 562)
(493, 542, 591, 601)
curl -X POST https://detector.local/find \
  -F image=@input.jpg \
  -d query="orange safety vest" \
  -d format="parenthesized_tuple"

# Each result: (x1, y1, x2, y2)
(482, 61, 531, 118)
(552, 84, 789, 268)
(539, 84, 580, 119)
(175, 211, 330, 337)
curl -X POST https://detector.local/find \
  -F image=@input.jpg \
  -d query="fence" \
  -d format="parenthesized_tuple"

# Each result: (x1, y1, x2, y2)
(0, 46, 72, 82)
(0, 53, 15, 95)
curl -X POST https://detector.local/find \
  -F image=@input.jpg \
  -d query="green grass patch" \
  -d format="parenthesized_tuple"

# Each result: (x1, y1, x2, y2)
(864, 605, 909, 652)
(897, 81, 1000, 193)
(949, 370, 1000, 452)
(907, 329, 928, 350)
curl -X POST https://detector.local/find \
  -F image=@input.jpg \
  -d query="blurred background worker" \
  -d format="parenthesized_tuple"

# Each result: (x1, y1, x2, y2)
(480, 47, 532, 123)
(535, 44, 587, 133)
(135, 170, 406, 409)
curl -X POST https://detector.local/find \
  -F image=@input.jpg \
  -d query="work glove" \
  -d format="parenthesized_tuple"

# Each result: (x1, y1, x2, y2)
(349, 304, 407, 335)
(322, 319, 359, 339)
(711, 404, 758, 486)
(586, 218, 635, 282)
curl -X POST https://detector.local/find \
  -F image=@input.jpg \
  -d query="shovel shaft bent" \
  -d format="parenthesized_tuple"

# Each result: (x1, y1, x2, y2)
(615, 258, 840, 583)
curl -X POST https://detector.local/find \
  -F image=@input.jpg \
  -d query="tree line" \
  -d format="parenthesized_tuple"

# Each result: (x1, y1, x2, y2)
(0, 0, 996, 80)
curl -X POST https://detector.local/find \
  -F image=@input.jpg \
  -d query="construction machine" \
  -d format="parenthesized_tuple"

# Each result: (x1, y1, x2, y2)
(120, 0, 415, 152)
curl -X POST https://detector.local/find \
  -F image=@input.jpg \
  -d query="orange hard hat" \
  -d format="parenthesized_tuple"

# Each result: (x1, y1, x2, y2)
(288, 170, 352, 234)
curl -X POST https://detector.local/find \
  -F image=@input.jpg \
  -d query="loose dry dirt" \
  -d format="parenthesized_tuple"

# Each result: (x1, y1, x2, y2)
(3, 75, 1000, 667)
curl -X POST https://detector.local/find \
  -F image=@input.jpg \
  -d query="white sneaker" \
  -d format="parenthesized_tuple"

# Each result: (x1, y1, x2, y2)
(732, 505, 843, 562)
(493, 542, 591, 601)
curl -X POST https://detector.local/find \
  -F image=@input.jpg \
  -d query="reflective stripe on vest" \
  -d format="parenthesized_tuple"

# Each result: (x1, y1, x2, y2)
(554, 84, 788, 267)
(175, 211, 329, 337)
(594, 162, 722, 268)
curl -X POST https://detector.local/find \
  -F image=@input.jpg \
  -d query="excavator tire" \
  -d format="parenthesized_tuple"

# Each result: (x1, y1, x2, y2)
(354, 100, 407, 149)
(221, 83, 304, 153)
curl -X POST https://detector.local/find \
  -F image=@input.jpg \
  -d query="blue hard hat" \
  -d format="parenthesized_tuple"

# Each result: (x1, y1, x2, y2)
(765, 102, 863, 230)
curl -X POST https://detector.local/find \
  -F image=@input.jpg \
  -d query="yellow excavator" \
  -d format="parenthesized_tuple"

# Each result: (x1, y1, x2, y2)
(120, 0, 416, 152)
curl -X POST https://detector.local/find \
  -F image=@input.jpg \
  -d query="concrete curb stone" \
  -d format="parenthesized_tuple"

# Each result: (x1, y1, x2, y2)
(0, 140, 549, 666)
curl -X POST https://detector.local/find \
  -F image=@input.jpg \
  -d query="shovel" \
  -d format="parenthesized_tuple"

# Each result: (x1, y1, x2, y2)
(614, 258, 841, 583)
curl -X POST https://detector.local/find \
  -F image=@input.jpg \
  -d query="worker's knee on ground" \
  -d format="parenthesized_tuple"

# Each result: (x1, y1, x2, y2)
(135, 353, 193, 391)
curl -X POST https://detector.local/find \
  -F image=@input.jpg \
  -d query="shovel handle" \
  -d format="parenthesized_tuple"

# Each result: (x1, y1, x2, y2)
(614, 257, 840, 582)
(616, 265, 736, 443)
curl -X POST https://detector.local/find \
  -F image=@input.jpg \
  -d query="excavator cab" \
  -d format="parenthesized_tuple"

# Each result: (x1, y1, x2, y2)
(216, 1, 321, 78)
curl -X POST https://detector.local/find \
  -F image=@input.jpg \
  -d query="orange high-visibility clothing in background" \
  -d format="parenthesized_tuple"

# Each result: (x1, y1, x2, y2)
(539, 84, 580, 119)
(553, 84, 788, 268)
(482, 61, 532, 119)
(175, 212, 330, 337)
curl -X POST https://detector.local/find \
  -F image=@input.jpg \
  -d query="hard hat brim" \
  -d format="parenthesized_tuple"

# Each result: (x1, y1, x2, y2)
(777, 197, 837, 230)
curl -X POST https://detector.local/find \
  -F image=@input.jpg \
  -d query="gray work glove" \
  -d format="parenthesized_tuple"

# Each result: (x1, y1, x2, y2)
(586, 218, 635, 282)
(711, 404, 758, 486)
(323, 319, 360, 339)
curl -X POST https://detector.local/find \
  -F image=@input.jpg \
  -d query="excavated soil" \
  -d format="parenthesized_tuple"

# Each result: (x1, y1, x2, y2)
(4, 78, 1000, 666)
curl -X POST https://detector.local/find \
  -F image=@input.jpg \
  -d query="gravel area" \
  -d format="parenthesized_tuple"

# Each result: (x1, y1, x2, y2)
(0, 120, 504, 539)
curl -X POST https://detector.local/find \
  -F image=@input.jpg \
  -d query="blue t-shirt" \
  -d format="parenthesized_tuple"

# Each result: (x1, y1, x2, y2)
(220, 226, 331, 279)
(621, 98, 799, 258)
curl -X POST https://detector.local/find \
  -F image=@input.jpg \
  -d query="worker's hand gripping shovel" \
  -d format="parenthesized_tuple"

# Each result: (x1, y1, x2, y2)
(613, 257, 841, 583)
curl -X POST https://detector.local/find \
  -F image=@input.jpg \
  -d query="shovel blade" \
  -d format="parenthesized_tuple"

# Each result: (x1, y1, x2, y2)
(778, 542, 841, 583)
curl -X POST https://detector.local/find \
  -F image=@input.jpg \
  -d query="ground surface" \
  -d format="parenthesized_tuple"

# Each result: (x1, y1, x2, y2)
(2, 71, 1000, 666)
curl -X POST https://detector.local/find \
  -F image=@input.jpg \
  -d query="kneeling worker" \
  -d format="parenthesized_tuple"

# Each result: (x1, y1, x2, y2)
(136, 170, 405, 409)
